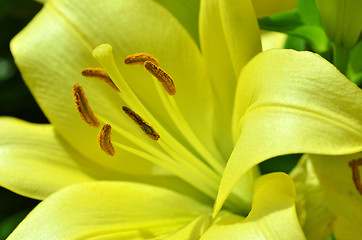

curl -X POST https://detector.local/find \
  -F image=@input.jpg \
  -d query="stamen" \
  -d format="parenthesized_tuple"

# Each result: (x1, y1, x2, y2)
(82, 68, 119, 92)
(97, 124, 115, 156)
(144, 60, 176, 95)
(124, 53, 159, 66)
(122, 106, 160, 141)
(72, 84, 99, 127)
(349, 159, 362, 195)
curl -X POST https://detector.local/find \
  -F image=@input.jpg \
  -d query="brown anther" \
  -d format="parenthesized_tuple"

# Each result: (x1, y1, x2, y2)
(97, 124, 115, 156)
(72, 84, 99, 127)
(82, 68, 119, 92)
(122, 106, 160, 141)
(124, 53, 159, 66)
(144, 60, 176, 95)
(349, 159, 362, 195)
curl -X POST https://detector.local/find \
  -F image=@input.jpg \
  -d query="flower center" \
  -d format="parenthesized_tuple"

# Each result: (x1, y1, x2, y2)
(73, 43, 242, 211)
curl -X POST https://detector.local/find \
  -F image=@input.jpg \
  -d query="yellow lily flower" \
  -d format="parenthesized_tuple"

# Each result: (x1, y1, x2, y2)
(2, 0, 362, 238)
(315, 0, 362, 73)
(316, 0, 362, 48)
(292, 153, 362, 239)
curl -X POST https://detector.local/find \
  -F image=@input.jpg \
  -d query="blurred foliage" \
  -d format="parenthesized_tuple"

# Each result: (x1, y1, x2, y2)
(259, 154, 302, 174)
(0, 189, 39, 239)
(0, 0, 46, 122)
(0, 0, 43, 239)
(259, 0, 362, 80)
(258, 0, 331, 59)
(347, 41, 362, 85)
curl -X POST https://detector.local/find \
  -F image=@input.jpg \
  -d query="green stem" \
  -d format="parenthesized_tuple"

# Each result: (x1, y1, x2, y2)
(333, 43, 351, 74)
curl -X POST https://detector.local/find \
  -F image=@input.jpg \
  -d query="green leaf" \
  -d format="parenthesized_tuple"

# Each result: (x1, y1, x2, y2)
(287, 25, 329, 53)
(297, 0, 322, 26)
(0, 210, 30, 239)
(258, 10, 303, 32)
(347, 41, 362, 85)
(258, 10, 329, 53)
(284, 35, 307, 51)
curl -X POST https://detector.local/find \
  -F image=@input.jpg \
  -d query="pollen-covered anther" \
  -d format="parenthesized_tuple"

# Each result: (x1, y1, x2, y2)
(72, 84, 99, 127)
(124, 53, 159, 66)
(144, 60, 176, 95)
(97, 124, 115, 156)
(349, 159, 362, 195)
(122, 106, 160, 141)
(81, 68, 119, 92)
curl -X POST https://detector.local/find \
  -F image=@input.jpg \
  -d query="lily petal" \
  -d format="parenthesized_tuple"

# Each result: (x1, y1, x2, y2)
(334, 216, 362, 240)
(215, 49, 362, 215)
(311, 153, 362, 238)
(8, 182, 210, 239)
(202, 173, 305, 239)
(291, 155, 335, 239)
(161, 214, 211, 239)
(11, 0, 215, 175)
(163, 211, 244, 239)
(199, 0, 261, 155)
(292, 153, 362, 239)
(0, 117, 208, 203)
(200, 0, 261, 80)
(0, 117, 94, 199)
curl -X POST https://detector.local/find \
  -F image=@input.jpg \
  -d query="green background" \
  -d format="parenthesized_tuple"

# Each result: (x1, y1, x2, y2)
(0, 0, 44, 238)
